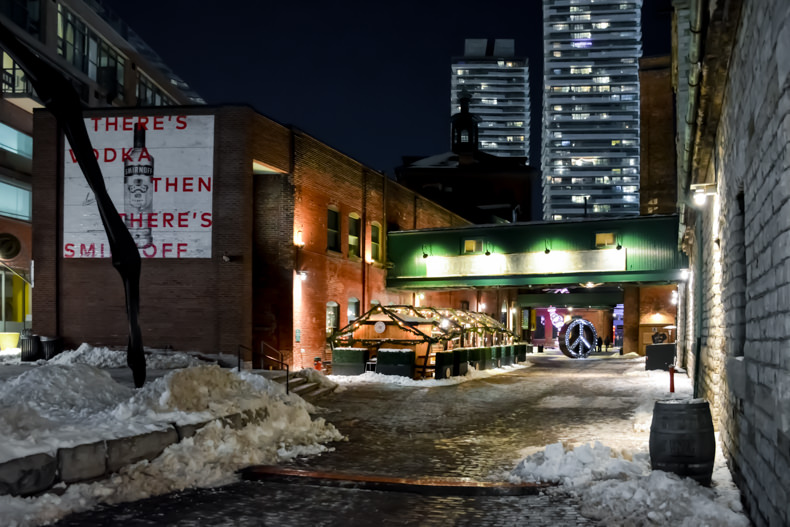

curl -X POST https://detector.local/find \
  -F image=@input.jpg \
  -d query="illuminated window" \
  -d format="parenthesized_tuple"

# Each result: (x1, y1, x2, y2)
(571, 195, 587, 204)
(347, 298, 360, 321)
(370, 222, 381, 262)
(348, 213, 361, 258)
(570, 67, 592, 74)
(463, 239, 484, 254)
(623, 186, 637, 193)
(595, 232, 615, 247)
(0, 180, 31, 221)
(593, 22, 610, 29)
(593, 76, 611, 84)
(327, 208, 340, 252)
(553, 215, 563, 220)
(326, 302, 339, 334)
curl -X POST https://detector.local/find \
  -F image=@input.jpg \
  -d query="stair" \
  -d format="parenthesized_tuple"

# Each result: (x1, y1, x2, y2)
(253, 369, 336, 402)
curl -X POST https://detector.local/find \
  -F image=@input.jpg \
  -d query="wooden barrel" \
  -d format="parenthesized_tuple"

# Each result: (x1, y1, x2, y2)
(649, 399, 715, 486)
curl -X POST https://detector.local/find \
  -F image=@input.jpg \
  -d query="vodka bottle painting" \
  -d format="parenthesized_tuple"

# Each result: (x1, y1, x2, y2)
(123, 123, 154, 248)
(63, 115, 215, 259)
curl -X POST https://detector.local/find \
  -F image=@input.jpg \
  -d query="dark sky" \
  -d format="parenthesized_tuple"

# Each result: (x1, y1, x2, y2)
(103, 0, 672, 176)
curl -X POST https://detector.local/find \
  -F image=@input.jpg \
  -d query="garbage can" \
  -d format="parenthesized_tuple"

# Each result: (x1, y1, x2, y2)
(21, 334, 41, 361)
(40, 336, 63, 360)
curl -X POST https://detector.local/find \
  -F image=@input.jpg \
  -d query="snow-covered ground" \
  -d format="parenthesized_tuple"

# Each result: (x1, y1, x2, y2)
(0, 344, 343, 526)
(0, 345, 751, 526)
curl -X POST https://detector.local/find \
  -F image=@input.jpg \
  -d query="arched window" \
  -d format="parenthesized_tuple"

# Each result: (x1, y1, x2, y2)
(348, 213, 361, 258)
(370, 222, 382, 262)
(326, 301, 339, 334)
(347, 297, 360, 321)
(327, 207, 340, 252)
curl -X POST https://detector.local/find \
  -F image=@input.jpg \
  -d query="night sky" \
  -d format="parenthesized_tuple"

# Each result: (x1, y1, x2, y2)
(103, 0, 672, 177)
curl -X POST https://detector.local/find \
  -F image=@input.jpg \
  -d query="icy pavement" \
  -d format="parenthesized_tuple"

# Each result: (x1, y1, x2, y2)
(0, 347, 751, 526)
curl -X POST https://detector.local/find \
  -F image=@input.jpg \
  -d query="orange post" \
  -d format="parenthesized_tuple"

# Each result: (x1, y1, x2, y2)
(669, 365, 675, 393)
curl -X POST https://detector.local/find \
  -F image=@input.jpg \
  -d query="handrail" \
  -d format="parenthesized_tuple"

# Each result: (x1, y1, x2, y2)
(237, 344, 252, 372)
(260, 341, 289, 395)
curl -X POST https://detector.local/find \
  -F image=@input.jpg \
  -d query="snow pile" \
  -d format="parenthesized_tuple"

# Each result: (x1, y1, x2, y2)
(0, 346, 22, 364)
(0, 363, 342, 526)
(510, 440, 749, 526)
(0, 364, 340, 463)
(50, 343, 203, 369)
(328, 362, 532, 388)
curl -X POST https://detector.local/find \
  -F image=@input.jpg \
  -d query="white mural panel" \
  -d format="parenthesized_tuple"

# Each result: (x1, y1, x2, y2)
(63, 115, 214, 258)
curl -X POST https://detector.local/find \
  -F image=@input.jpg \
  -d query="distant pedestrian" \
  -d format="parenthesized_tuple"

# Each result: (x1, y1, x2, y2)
(604, 334, 611, 352)
(596, 336, 603, 353)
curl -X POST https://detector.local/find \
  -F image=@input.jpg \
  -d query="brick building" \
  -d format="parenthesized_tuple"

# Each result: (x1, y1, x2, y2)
(32, 105, 471, 369)
(672, 0, 790, 525)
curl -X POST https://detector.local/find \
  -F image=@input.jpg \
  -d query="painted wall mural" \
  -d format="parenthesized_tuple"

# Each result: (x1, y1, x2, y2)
(63, 115, 215, 258)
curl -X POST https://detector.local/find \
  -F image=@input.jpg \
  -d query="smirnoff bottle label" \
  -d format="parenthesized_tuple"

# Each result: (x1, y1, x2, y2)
(123, 123, 154, 248)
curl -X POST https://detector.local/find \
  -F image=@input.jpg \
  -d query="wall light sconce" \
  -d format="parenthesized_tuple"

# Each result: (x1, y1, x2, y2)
(422, 244, 430, 259)
(297, 270, 308, 281)
(294, 230, 305, 248)
(485, 243, 491, 256)
(690, 182, 716, 206)
(616, 236, 623, 250)
(479, 303, 486, 310)
(221, 252, 232, 262)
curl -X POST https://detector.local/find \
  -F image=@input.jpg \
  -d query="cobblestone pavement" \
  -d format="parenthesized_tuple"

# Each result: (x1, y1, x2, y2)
(55, 352, 646, 526)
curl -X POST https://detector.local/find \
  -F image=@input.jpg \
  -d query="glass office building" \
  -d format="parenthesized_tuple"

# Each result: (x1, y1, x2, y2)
(542, 0, 642, 220)
(451, 39, 530, 162)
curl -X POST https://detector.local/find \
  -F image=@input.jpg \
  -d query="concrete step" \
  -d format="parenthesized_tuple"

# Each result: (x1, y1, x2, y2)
(249, 369, 336, 401)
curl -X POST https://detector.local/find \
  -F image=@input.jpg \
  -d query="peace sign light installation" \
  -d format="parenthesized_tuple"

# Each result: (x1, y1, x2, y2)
(558, 319, 598, 359)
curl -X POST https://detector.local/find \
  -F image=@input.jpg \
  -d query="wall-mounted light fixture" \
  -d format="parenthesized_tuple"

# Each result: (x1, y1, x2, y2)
(297, 270, 308, 281)
(221, 252, 232, 262)
(294, 230, 305, 248)
(422, 244, 430, 259)
(690, 182, 716, 206)
(616, 236, 623, 250)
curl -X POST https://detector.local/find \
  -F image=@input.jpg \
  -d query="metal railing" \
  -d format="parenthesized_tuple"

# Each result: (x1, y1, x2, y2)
(260, 341, 289, 395)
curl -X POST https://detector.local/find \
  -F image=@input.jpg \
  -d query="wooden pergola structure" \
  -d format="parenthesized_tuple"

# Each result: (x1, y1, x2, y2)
(328, 304, 518, 378)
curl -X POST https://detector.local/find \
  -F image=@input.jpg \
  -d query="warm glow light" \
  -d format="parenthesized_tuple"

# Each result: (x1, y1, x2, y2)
(294, 230, 305, 247)
(681, 269, 690, 280)
(479, 303, 486, 310)
(693, 190, 707, 206)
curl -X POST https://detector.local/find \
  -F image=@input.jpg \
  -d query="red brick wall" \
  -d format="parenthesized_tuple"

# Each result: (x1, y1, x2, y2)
(32, 105, 471, 366)
(639, 56, 677, 216)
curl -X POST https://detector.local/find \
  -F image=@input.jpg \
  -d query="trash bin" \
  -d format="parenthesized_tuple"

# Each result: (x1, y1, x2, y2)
(21, 334, 41, 362)
(40, 336, 63, 360)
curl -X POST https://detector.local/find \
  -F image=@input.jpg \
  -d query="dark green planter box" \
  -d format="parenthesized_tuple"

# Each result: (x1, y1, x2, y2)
(501, 345, 514, 366)
(491, 346, 502, 368)
(452, 348, 469, 377)
(467, 347, 482, 370)
(479, 347, 493, 370)
(434, 352, 454, 379)
(331, 347, 368, 376)
(376, 349, 415, 377)
(516, 343, 528, 362)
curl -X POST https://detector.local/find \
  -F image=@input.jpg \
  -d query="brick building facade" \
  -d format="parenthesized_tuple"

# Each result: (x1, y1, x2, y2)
(32, 105, 472, 369)
(673, 1, 790, 525)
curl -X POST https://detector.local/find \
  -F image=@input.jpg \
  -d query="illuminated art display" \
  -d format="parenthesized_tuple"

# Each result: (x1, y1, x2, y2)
(558, 318, 598, 359)
(547, 306, 565, 329)
(63, 115, 215, 258)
